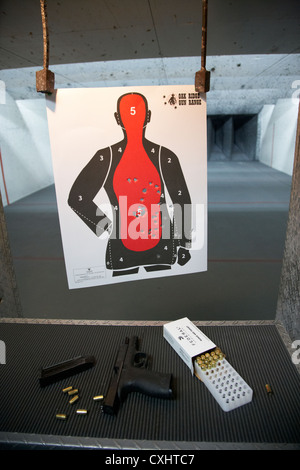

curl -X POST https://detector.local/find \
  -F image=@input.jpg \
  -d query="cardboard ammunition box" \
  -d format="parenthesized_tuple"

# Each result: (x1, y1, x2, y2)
(163, 317, 216, 375)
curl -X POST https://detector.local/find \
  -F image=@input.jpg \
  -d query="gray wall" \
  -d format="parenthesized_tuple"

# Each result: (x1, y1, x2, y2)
(276, 104, 300, 342)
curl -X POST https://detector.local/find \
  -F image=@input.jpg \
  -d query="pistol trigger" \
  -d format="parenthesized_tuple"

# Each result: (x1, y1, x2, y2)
(134, 352, 148, 368)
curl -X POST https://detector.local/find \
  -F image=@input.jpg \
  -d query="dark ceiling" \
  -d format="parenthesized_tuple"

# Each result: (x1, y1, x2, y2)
(1, 0, 299, 70)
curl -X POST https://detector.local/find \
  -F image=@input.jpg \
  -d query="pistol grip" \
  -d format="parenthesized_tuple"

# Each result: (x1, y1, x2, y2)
(118, 369, 173, 403)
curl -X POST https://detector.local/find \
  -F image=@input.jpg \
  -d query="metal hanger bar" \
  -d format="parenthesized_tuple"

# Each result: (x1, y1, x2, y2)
(195, 0, 210, 93)
(36, 0, 55, 94)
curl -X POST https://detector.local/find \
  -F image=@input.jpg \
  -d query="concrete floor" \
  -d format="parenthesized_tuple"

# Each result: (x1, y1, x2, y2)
(3, 161, 292, 322)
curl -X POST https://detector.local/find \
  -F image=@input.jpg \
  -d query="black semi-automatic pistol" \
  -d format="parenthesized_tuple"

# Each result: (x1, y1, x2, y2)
(103, 336, 173, 415)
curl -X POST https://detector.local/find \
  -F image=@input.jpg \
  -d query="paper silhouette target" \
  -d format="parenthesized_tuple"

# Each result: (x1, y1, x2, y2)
(46, 86, 207, 288)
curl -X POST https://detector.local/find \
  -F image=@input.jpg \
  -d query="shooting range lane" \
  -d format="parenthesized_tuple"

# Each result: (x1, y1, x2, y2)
(2, 161, 292, 321)
(0, 320, 299, 449)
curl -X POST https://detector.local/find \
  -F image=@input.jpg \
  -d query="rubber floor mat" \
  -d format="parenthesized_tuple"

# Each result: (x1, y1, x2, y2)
(0, 322, 299, 447)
